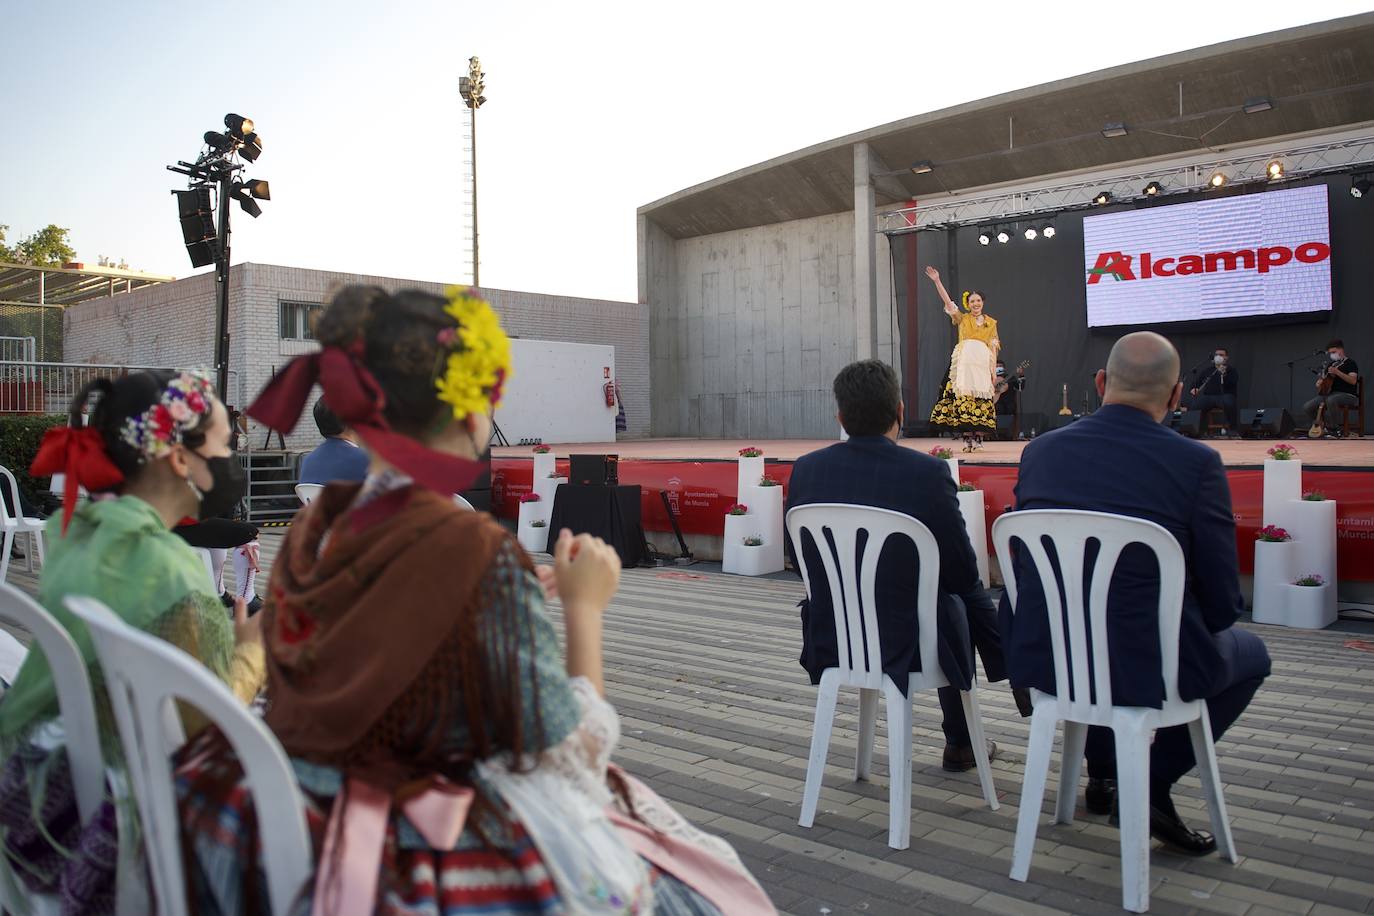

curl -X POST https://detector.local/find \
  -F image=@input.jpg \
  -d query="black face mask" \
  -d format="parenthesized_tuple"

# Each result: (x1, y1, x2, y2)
(187, 453, 247, 520)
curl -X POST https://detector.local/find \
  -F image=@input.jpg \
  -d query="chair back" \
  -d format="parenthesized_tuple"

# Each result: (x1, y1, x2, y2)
(65, 595, 311, 916)
(294, 483, 323, 505)
(193, 548, 218, 594)
(0, 584, 105, 825)
(452, 493, 475, 512)
(0, 466, 22, 524)
(992, 509, 1186, 719)
(786, 504, 941, 690)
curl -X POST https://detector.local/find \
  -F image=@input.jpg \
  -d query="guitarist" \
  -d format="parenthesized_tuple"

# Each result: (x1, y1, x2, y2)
(1187, 347, 1239, 432)
(994, 359, 1028, 417)
(1303, 339, 1360, 437)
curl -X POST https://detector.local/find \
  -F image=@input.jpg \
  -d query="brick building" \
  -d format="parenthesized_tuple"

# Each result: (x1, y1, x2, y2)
(62, 263, 649, 448)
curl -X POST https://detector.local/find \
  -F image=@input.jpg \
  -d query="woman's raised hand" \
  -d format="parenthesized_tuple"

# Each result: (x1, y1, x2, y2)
(553, 528, 620, 613)
(925, 266, 940, 281)
(232, 597, 262, 646)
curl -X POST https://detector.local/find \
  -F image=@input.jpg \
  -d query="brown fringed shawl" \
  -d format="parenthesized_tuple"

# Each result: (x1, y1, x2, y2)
(262, 483, 539, 787)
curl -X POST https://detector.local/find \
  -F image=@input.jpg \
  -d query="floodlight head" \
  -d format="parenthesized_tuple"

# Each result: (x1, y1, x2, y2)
(1352, 177, 1372, 199)
(1100, 122, 1128, 139)
(242, 179, 271, 200)
(909, 160, 934, 175)
(977, 231, 991, 245)
(238, 132, 263, 161)
(995, 228, 1011, 244)
(1265, 159, 1285, 180)
(224, 113, 254, 138)
(1209, 170, 1228, 188)
(1042, 224, 1056, 239)
(230, 184, 263, 218)
(1143, 181, 1163, 196)
(1093, 190, 1113, 206)
(1023, 226, 1037, 241)
(203, 130, 234, 152)
(1242, 97, 1273, 114)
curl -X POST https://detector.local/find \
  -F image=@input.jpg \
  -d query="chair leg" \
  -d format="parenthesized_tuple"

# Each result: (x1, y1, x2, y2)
(1114, 724, 1152, 913)
(960, 688, 999, 810)
(1188, 714, 1238, 863)
(32, 529, 44, 568)
(799, 676, 840, 829)
(855, 687, 879, 781)
(22, 532, 35, 574)
(0, 531, 12, 583)
(1055, 721, 1088, 825)
(1010, 709, 1056, 882)
(883, 682, 912, 850)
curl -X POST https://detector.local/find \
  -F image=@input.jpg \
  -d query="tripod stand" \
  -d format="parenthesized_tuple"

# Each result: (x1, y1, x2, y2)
(489, 419, 511, 448)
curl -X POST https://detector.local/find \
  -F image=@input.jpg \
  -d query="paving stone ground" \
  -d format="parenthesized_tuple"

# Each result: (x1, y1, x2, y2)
(5, 532, 1373, 916)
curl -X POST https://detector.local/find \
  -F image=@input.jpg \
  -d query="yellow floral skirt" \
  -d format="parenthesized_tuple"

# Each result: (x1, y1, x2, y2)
(929, 380, 996, 430)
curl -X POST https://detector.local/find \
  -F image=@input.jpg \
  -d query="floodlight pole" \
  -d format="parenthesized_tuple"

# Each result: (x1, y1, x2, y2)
(470, 101, 479, 287)
(461, 57, 486, 287)
(213, 172, 233, 399)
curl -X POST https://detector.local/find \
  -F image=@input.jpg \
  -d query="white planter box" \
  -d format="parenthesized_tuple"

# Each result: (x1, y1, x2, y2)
(737, 455, 765, 500)
(722, 514, 765, 575)
(1262, 459, 1301, 525)
(751, 484, 785, 572)
(1281, 584, 1336, 629)
(730, 545, 772, 577)
(517, 501, 550, 554)
(1251, 539, 1297, 625)
(945, 457, 960, 485)
(957, 489, 990, 586)
(1272, 498, 1338, 623)
(533, 475, 565, 507)
(533, 452, 556, 482)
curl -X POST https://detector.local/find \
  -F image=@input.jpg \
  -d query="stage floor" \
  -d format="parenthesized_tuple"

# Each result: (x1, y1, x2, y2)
(497, 435, 1374, 468)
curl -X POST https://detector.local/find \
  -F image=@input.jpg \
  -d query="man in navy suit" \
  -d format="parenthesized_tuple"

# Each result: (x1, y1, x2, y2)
(785, 360, 1028, 771)
(999, 331, 1270, 855)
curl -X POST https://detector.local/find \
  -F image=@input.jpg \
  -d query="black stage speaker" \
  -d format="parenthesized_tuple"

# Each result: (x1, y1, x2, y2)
(569, 454, 619, 486)
(995, 415, 1016, 440)
(1239, 408, 1294, 439)
(1167, 409, 1203, 438)
(460, 447, 492, 511)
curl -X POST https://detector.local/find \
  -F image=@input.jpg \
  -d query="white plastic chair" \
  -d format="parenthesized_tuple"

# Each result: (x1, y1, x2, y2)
(787, 504, 998, 851)
(294, 483, 323, 506)
(193, 548, 219, 595)
(65, 595, 312, 916)
(0, 584, 105, 916)
(993, 509, 1238, 913)
(1, 466, 46, 583)
(452, 494, 475, 512)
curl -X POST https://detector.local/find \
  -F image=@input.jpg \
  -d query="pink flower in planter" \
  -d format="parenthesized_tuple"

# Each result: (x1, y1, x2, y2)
(532, 444, 552, 454)
(738, 447, 763, 457)
(519, 492, 542, 504)
(1256, 525, 1290, 542)
(929, 446, 954, 460)
(727, 503, 748, 516)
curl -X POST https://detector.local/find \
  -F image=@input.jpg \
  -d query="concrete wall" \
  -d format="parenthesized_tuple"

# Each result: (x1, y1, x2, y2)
(63, 263, 650, 448)
(643, 211, 895, 439)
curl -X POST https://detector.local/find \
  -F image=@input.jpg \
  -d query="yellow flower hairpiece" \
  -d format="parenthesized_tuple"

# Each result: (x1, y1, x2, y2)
(435, 286, 513, 419)
(961, 291, 971, 313)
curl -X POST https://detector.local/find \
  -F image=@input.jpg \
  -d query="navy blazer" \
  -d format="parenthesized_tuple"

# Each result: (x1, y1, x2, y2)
(784, 436, 983, 695)
(997, 404, 1245, 708)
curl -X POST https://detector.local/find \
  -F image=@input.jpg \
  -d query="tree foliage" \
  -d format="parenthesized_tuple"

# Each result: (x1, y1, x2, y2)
(0, 223, 77, 267)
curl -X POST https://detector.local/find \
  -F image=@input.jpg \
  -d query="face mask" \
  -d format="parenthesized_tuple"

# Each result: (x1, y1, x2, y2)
(186, 453, 247, 520)
(996, 368, 1005, 376)
(1328, 351, 1340, 361)
(1214, 355, 1225, 366)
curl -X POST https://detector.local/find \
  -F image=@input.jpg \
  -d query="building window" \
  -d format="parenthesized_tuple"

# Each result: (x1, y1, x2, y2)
(279, 301, 323, 340)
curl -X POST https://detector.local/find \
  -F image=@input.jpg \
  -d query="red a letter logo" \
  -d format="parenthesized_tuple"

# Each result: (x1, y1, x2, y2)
(1087, 251, 1135, 284)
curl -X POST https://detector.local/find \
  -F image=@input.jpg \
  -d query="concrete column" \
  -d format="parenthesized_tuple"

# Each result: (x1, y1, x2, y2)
(853, 143, 878, 359)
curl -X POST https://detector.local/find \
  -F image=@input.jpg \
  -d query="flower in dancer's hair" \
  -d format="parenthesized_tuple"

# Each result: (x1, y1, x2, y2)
(727, 503, 748, 516)
(1294, 573, 1324, 587)
(1267, 443, 1298, 460)
(738, 447, 763, 458)
(120, 371, 215, 461)
(532, 444, 552, 454)
(1256, 525, 1291, 542)
(743, 535, 764, 546)
(1302, 490, 1326, 501)
(758, 477, 780, 487)
(519, 492, 541, 504)
(929, 446, 954, 460)
(435, 286, 513, 420)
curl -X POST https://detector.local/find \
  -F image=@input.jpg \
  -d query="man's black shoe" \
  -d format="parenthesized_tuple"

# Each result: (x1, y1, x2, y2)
(220, 591, 234, 608)
(1109, 798, 1217, 856)
(1086, 777, 1116, 815)
(942, 740, 997, 772)
(1012, 688, 1033, 718)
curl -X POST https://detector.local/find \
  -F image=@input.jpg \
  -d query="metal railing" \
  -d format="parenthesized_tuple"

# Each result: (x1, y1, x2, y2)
(0, 361, 238, 415)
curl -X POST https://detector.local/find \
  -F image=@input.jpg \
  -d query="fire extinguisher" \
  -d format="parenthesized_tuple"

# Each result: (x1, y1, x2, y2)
(603, 381, 617, 407)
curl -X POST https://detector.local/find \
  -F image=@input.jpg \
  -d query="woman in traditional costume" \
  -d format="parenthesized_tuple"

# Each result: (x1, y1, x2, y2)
(925, 266, 1000, 439)
(175, 285, 774, 915)
(0, 371, 263, 914)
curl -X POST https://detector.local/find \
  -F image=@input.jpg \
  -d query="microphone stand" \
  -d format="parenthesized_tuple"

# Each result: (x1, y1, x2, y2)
(1284, 349, 1324, 414)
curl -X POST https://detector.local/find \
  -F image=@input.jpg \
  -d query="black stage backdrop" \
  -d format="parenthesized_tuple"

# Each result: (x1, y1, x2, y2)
(888, 175, 1373, 432)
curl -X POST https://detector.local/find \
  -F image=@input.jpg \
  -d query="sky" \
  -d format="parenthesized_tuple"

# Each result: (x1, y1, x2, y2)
(2, 0, 1370, 303)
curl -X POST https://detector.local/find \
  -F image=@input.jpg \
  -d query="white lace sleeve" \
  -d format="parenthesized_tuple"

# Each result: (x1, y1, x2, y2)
(531, 675, 619, 808)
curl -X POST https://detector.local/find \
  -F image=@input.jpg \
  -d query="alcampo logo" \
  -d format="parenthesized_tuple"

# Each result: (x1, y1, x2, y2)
(1087, 241, 1330, 284)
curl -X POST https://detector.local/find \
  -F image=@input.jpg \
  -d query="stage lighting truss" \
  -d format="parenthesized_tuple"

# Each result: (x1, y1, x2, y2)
(876, 134, 1374, 233)
(167, 112, 269, 265)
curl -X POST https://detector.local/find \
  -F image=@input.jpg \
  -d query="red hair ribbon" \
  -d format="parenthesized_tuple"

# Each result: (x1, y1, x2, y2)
(29, 427, 125, 534)
(247, 343, 486, 497)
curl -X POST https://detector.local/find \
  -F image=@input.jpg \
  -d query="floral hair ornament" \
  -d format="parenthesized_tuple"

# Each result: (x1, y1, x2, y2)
(120, 372, 215, 462)
(961, 291, 971, 313)
(435, 286, 513, 419)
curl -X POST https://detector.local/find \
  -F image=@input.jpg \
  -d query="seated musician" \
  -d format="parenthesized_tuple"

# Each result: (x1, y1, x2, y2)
(993, 359, 1026, 418)
(1303, 339, 1360, 437)
(1186, 347, 1238, 432)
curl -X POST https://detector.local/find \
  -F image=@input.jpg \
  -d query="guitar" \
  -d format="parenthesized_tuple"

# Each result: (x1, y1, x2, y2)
(993, 360, 1030, 405)
(1316, 357, 1347, 396)
(1310, 403, 1326, 438)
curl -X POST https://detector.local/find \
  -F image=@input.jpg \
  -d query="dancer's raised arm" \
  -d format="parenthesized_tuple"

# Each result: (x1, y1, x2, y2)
(924, 266, 960, 320)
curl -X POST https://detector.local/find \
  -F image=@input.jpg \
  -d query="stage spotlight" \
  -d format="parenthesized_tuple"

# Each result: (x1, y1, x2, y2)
(203, 131, 234, 152)
(230, 183, 263, 218)
(1243, 97, 1273, 114)
(241, 179, 271, 200)
(1100, 122, 1128, 139)
(1143, 181, 1163, 196)
(224, 113, 254, 138)
(909, 160, 934, 174)
(977, 230, 991, 245)
(238, 132, 263, 162)
(1265, 159, 1285, 180)
(1352, 177, 1372, 199)
(1041, 223, 1056, 239)
(1023, 226, 1038, 241)
(1092, 190, 1113, 206)
(1209, 170, 1228, 188)
(995, 228, 1011, 244)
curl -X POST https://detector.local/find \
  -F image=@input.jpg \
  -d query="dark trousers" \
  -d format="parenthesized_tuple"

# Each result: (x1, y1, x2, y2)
(1303, 392, 1359, 430)
(1085, 627, 1270, 787)
(1188, 393, 1238, 431)
(937, 589, 1007, 746)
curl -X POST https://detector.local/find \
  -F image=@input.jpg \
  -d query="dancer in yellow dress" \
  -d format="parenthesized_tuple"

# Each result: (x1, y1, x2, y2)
(925, 266, 999, 436)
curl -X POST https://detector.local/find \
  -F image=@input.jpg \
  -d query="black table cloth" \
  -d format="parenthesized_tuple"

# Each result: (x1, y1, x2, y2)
(547, 484, 646, 568)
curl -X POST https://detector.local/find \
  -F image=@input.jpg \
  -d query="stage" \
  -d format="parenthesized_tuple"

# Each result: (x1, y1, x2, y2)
(490, 436, 1374, 584)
